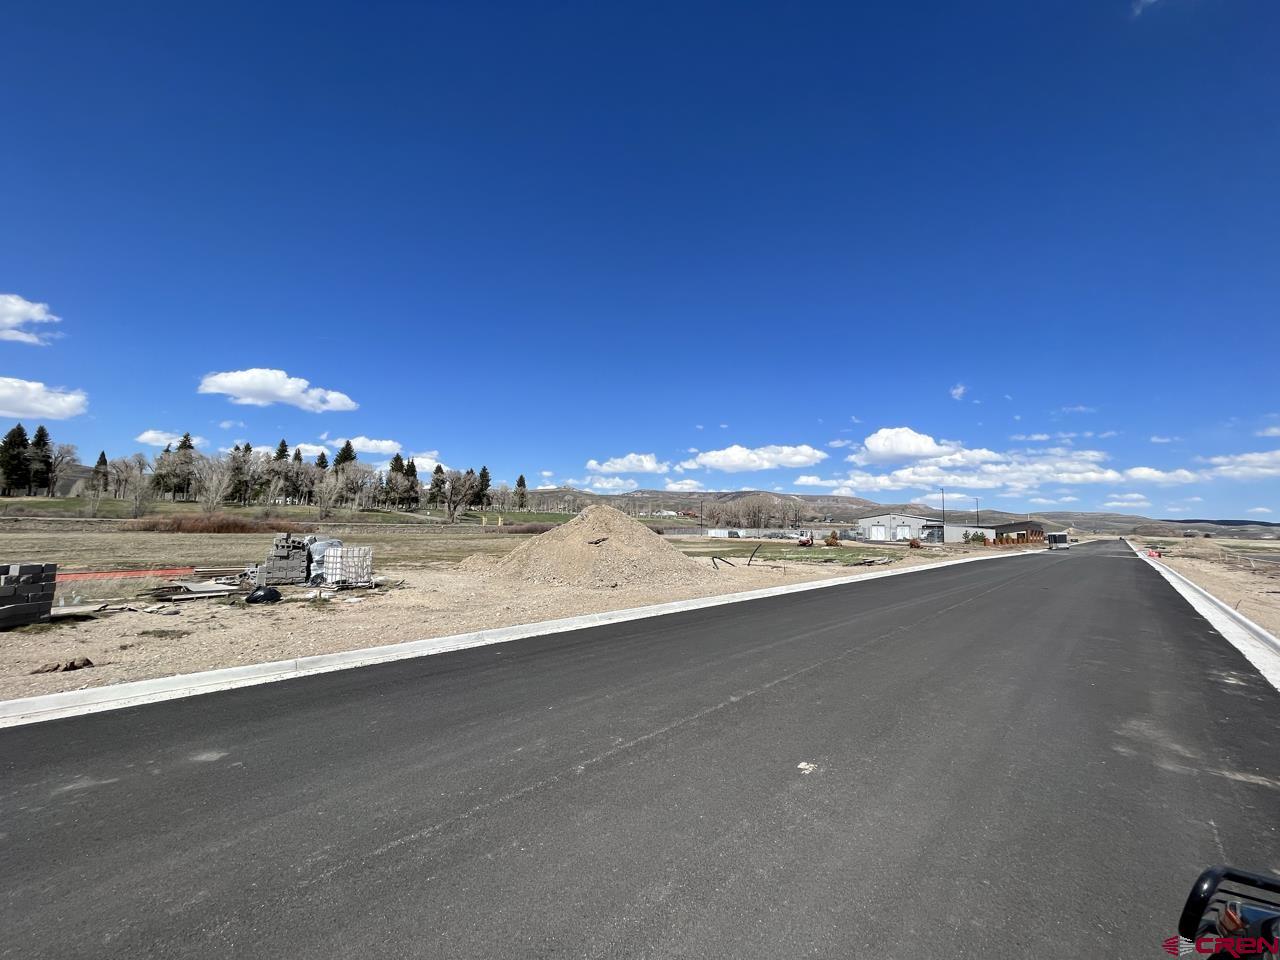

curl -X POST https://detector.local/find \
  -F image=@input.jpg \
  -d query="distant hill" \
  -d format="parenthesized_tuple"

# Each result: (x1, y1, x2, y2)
(528, 487, 1280, 538)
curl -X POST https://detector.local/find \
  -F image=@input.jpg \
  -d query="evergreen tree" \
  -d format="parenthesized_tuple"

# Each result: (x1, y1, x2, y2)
(404, 459, 420, 509)
(472, 465, 491, 507)
(93, 451, 109, 492)
(428, 463, 446, 506)
(0, 423, 31, 496)
(273, 439, 289, 461)
(515, 474, 528, 510)
(28, 425, 52, 494)
(177, 433, 196, 451)
(291, 448, 303, 464)
(315, 450, 329, 470)
(333, 440, 357, 470)
(388, 453, 405, 475)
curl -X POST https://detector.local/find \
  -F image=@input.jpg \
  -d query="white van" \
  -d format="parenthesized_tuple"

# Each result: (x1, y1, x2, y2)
(1047, 532, 1070, 550)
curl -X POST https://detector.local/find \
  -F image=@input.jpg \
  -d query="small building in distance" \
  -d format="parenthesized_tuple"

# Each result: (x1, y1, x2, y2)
(990, 520, 1045, 544)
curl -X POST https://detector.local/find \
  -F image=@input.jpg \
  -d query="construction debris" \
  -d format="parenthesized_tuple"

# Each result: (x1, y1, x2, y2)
(255, 533, 313, 586)
(246, 586, 283, 605)
(32, 656, 93, 674)
(0, 562, 57, 630)
(322, 545, 374, 586)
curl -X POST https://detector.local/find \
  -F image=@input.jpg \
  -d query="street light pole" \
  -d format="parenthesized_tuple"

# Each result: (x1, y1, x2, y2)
(939, 487, 946, 543)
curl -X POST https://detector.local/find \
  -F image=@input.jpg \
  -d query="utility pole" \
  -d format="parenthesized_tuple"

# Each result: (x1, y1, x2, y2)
(974, 497, 981, 527)
(939, 487, 947, 534)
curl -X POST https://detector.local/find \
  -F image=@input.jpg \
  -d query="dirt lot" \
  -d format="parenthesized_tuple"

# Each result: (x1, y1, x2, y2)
(2, 521, 1026, 701)
(1136, 537, 1280, 638)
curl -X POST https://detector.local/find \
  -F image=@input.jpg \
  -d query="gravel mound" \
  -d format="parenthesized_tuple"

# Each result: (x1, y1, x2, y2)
(490, 505, 714, 588)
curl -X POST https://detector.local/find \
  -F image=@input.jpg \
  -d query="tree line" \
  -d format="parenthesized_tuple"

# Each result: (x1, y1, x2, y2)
(1, 422, 534, 522)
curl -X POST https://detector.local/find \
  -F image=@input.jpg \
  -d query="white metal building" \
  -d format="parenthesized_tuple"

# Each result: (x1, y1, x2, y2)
(855, 513, 996, 543)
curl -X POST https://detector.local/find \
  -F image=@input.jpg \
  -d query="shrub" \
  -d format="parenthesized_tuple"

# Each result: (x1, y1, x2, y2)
(824, 530, 840, 547)
(908, 538, 922, 549)
(124, 513, 313, 534)
(492, 522, 556, 535)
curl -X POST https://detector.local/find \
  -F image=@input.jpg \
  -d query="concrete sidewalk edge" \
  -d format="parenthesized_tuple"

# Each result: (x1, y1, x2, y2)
(1128, 539, 1280, 692)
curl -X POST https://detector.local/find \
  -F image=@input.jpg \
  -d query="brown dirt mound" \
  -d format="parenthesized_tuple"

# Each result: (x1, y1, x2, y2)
(488, 505, 715, 588)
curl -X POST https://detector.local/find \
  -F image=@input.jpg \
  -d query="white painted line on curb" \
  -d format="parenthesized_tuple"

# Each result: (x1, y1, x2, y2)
(0, 547, 1045, 729)
(1128, 540, 1280, 694)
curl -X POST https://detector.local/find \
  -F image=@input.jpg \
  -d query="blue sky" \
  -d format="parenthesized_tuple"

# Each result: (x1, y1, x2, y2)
(2, 0, 1277, 518)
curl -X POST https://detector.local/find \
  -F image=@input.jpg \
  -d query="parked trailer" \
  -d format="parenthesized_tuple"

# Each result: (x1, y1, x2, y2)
(1047, 532, 1070, 550)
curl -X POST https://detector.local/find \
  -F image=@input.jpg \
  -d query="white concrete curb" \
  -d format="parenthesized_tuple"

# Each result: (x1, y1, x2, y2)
(0, 547, 1045, 729)
(1127, 539, 1280, 693)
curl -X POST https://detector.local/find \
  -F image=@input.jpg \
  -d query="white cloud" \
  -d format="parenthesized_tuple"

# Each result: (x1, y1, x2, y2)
(332, 436, 400, 456)
(1123, 466, 1200, 484)
(950, 383, 967, 400)
(406, 450, 446, 471)
(1010, 433, 1051, 442)
(1149, 435, 1181, 444)
(1102, 493, 1151, 509)
(1028, 498, 1057, 505)
(719, 423, 729, 429)
(1202, 449, 1280, 480)
(0, 376, 88, 419)
(135, 429, 207, 448)
(1132, 0, 1161, 17)
(583, 475, 638, 492)
(535, 483, 557, 490)
(695, 424, 704, 431)
(218, 419, 246, 430)
(1098, 430, 1119, 438)
(850, 427, 956, 463)
(692, 444, 828, 472)
(1256, 427, 1280, 437)
(794, 475, 844, 488)
(1247, 507, 1272, 515)
(664, 478, 705, 492)
(293, 442, 330, 458)
(850, 415, 862, 424)
(0, 294, 61, 346)
(584, 452, 670, 474)
(539, 470, 554, 478)
(1059, 496, 1079, 503)
(198, 368, 357, 412)
(1061, 404, 1096, 414)
(827, 439, 852, 448)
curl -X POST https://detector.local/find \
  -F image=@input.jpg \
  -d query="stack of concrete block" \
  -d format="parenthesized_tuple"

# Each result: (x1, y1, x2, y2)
(255, 534, 313, 587)
(0, 562, 57, 630)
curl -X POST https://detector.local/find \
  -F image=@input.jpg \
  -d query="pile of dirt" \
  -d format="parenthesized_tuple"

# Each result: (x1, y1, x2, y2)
(486, 505, 715, 588)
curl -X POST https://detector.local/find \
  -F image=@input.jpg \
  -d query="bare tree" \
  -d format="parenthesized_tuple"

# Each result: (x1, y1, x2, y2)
(442, 469, 480, 523)
(108, 457, 132, 499)
(127, 452, 153, 518)
(45, 443, 78, 497)
(192, 454, 234, 513)
(488, 482, 512, 512)
(313, 470, 342, 518)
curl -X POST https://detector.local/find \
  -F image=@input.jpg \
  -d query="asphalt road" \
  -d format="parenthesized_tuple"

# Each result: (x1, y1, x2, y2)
(3, 541, 1278, 959)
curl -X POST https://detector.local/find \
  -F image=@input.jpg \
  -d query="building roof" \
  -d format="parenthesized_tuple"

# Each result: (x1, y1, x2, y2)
(990, 520, 1045, 533)
(858, 513, 935, 523)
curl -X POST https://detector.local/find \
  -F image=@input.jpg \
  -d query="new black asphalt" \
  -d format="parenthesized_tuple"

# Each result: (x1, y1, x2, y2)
(2, 540, 1277, 958)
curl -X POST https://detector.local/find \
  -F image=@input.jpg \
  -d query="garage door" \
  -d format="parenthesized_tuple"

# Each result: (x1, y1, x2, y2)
(895, 525, 912, 540)
(869, 525, 886, 541)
